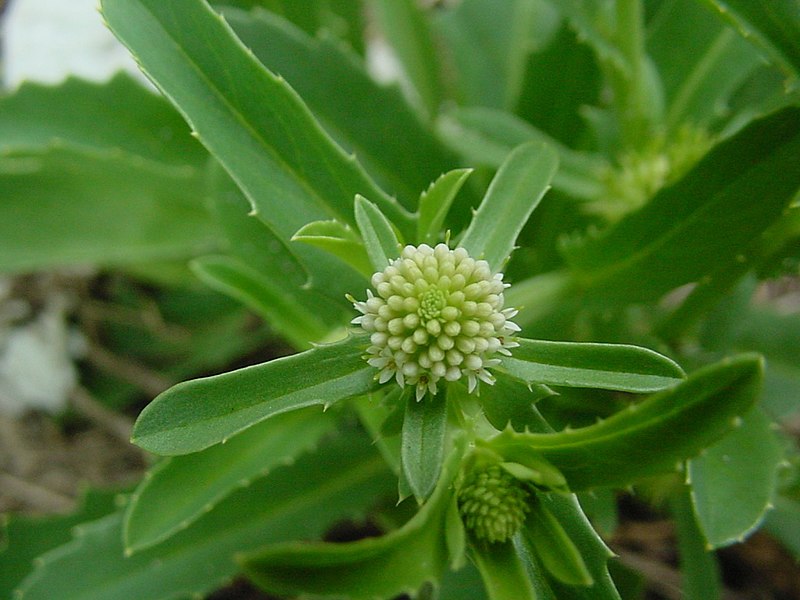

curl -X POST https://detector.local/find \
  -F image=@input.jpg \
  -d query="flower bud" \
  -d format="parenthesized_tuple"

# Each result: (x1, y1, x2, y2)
(350, 244, 519, 400)
(458, 463, 531, 544)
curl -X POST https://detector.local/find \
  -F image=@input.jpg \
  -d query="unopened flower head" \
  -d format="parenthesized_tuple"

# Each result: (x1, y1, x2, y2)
(350, 243, 519, 401)
(458, 463, 531, 544)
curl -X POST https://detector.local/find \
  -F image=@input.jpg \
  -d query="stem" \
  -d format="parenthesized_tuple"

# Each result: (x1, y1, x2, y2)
(611, 0, 653, 149)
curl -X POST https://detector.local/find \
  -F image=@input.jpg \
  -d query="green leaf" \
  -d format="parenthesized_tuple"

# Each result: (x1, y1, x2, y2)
(373, 0, 443, 116)
(702, 0, 800, 77)
(205, 164, 351, 336)
(555, 0, 627, 75)
(352, 393, 403, 475)
(470, 540, 537, 600)
(562, 106, 800, 303)
(500, 338, 685, 393)
(16, 432, 395, 600)
(671, 485, 723, 600)
(241, 438, 465, 599)
(131, 334, 376, 455)
(418, 168, 473, 244)
(438, 560, 490, 599)
(124, 408, 335, 554)
(230, 0, 367, 56)
(558, 1, 664, 149)
(481, 372, 555, 432)
(525, 494, 620, 600)
(0, 146, 217, 274)
(223, 7, 459, 209)
(401, 390, 449, 502)
(445, 494, 467, 570)
(605, 0, 665, 147)
(515, 23, 601, 146)
(437, 107, 607, 200)
(656, 243, 761, 343)
(523, 497, 592, 586)
(459, 141, 559, 271)
(490, 355, 764, 490)
(764, 496, 800, 560)
(433, 0, 554, 110)
(0, 73, 205, 166)
(292, 219, 373, 278)
(576, 489, 618, 537)
(0, 489, 118, 598)
(354, 195, 402, 272)
(190, 255, 330, 347)
(648, 0, 763, 130)
(710, 301, 800, 418)
(688, 407, 783, 547)
(100, 0, 414, 245)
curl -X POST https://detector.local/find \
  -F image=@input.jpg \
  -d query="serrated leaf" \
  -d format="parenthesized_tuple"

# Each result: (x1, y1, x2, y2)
(459, 141, 558, 271)
(100, 0, 414, 247)
(205, 164, 351, 336)
(563, 107, 800, 303)
(223, 7, 459, 208)
(131, 334, 376, 455)
(500, 338, 685, 394)
(0, 490, 119, 598)
(703, 0, 800, 77)
(292, 219, 373, 278)
(555, 0, 627, 75)
(0, 73, 205, 166)
(240, 438, 466, 599)
(0, 146, 216, 274)
(231, 0, 367, 56)
(481, 372, 555, 432)
(471, 540, 537, 600)
(418, 168, 473, 244)
(124, 408, 335, 554)
(401, 390, 449, 502)
(354, 195, 402, 272)
(16, 432, 395, 600)
(490, 355, 764, 490)
(190, 255, 330, 347)
(688, 407, 783, 547)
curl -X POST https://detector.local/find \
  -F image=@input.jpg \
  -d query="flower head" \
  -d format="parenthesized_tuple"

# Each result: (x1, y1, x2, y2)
(458, 463, 531, 544)
(350, 243, 519, 400)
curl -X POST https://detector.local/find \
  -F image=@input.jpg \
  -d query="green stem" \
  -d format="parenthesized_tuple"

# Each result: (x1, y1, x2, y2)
(671, 485, 722, 600)
(611, 0, 653, 149)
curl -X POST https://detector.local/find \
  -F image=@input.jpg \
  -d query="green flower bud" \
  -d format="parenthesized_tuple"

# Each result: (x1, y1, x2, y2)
(458, 463, 531, 544)
(350, 244, 519, 400)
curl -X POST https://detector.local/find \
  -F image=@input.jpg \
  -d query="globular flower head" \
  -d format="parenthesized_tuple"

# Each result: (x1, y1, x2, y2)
(458, 463, 531, 544)
(350, 243, 519, 401)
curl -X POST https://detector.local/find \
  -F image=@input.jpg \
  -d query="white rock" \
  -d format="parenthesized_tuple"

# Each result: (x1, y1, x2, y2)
(2, 0, 144, 88)
(0, 303, 78, 416)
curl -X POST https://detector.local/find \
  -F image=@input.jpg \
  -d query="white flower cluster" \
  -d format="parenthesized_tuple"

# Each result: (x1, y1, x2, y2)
(351, 244, 519, 401)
